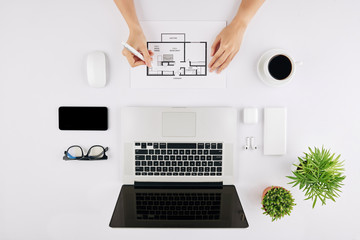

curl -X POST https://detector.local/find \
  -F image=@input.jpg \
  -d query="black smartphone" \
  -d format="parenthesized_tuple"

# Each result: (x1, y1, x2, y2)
(58, 106, 108, 131)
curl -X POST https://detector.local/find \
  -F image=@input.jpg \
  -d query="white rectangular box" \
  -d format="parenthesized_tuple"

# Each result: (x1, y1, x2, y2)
(263, 107, 287, 155)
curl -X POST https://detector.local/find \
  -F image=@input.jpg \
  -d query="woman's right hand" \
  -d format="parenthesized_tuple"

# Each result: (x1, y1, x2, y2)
(122, 28, 153, 68)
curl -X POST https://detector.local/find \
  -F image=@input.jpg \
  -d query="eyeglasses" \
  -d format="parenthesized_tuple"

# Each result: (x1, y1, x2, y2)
(63, 145, 108, 161)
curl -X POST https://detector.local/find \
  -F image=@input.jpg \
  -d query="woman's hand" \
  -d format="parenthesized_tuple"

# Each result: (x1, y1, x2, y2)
(208, 23, 246, 74)
(122, 28, 153, 68)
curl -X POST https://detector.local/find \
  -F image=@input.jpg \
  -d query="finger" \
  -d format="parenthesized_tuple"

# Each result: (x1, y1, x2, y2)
(211, 36, 220, 57)
(140, 47, 152, 67)
(208, 47, 225, 69)
(210, 50, 230, 72)
(216, 53, 235, 74)
(149, 50, 154, 56)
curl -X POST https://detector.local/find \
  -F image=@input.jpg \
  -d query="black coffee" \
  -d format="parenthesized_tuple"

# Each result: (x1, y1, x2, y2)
(268, 55, 292, 80)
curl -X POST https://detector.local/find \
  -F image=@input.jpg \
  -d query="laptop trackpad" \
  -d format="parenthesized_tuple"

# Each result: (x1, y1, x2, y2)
(162, 112, 196, 137)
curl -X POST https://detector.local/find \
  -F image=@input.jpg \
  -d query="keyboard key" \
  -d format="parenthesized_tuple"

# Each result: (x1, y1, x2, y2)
(167, 150, 172, 155)
(163, 167, 168, 172)
(191, 150, 196, 155)
(190, 162, 195, 166)
(208, 162, 213, 166)
(207, 156, 211, 160)
(184, 161, 189, 166)
(149, 149, 154, 154)
(164, 156, 169, 160)
(151, 167, 155, 172)
(210, 150, 222, 155)
(187, 167, 192, 172)
(152, 155, 157, 160)
(205, 167, 210, 172)
(141, 143, 147, 149)
(160, 143, 166, 149)
(158, 156, 164, 160)
(185, 150, 190, 155)
(135, 155, 145, 160)
(172, 161, 176, 166)
(135, 149, 148, 154)
(204, 150, 209, 155)
(170, 156, 175, 160)
(178, 162, 183, 166)
(201, 156, 205, 160)
(146, 155, 151, 160)
(213, 156, 222, 160)
(147, 161, 153, 166)
(198, 143, 204, 149)
(217, 143, 223, 149)
(211, 167, 216, 172)
(199, 167, 204, 172)
(160, 161, 165, 166)
(202, 162, 207, 166)
(141, 161, 146, 166)
(181, 167, 186, 172)
(176, 156, 181, 160)
(157, 167, 161, 172)
(211, 143, 217, 149)
(136, 167, 144, 171)
(198, 150, 203, 155)
(214, 162, 222, 166)
(155, 150, 160, 155)
(189, 156, 194, 160)
(154, 143, 159, 148)
(135, 172, 141, 175)
(135, 142, 140, 146)
(196, 162, 201, 166)
(161, 150, 166, 154)
(167, 143, 196, 149)
(135, 161, 140, 166)
(165, 161, 171, 166)
(205, 143, 211, 149)
(179, 150, 184, 155)
(145, 167, 149, 172)
(147, 143, 153, 146)
(173, 150, 178, 155)
(216, 167, 222, 172)
(182, 156, 187, 160)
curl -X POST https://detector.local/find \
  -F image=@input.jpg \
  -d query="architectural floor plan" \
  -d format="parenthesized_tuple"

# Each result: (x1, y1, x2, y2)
(130, 21, 226, 88)
(147, 33, 207, 77)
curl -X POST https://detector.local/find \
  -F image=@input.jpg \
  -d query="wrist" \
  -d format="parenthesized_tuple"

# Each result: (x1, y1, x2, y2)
(229, 16, 248, 32)
(128, 24, 143, 35)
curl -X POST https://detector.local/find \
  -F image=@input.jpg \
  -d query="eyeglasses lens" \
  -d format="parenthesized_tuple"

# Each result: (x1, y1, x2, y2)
(88, 146, 105, 159)
(67, 146, 83, 159)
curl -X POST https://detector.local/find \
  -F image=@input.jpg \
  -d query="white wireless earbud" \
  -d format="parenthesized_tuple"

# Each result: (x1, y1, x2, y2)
(250, 137, 258, 150)
(244, 137, 250, 150)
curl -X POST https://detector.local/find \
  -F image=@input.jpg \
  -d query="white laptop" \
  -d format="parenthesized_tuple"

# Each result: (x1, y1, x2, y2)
(110, 107, 248, 228)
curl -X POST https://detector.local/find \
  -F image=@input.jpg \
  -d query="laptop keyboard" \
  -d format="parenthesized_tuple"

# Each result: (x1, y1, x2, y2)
(136, 192, 221, 220)
(134, 142, 223, 176)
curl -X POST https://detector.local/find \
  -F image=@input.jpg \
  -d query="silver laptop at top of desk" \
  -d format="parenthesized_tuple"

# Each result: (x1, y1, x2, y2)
(121, 107, 237, 185)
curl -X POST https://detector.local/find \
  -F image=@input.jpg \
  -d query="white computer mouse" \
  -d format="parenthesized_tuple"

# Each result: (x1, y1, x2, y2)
(87, 51, 107, 88)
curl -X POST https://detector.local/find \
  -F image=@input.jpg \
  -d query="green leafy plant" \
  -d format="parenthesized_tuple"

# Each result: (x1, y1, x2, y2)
(261, 187, 296, 221)
(287, 146, 346, 208)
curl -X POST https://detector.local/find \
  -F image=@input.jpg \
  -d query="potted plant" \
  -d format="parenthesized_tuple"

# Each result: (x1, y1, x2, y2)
(261, 186, 296, 221)
(287, 146, 346, 208)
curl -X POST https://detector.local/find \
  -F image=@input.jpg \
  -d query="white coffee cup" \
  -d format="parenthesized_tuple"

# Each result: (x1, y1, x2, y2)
(257, 49, 302, 87)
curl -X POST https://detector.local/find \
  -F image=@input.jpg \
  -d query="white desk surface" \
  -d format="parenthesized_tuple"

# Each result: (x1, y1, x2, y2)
(1, 0, 360, 239)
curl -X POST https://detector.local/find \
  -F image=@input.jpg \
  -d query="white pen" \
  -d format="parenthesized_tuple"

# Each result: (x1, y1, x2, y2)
(121, 41, 145, 61)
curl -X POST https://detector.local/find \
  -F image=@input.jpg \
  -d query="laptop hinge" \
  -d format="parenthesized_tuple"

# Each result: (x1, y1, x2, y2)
(134, 181, 223, 189)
